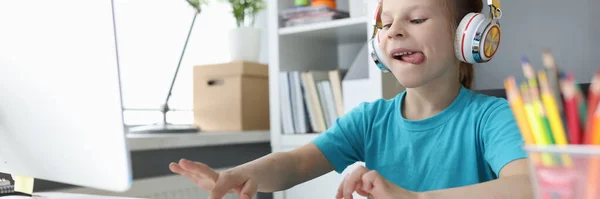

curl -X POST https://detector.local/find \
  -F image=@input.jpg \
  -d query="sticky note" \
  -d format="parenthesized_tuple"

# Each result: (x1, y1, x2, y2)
(11, 174, 34, 195)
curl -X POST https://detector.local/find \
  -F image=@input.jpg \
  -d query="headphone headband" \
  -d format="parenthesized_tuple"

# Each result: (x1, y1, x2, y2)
(369, 0, 503, 73)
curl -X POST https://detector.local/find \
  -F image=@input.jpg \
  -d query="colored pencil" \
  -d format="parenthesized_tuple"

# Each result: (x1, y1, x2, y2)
(539, 71, 574, 168)
(561, 76, 583, 144)
(541, 49, 564, 115)
(505, 77, 535, 145)
(585, 105, 600, 199)
(586, 71, 600, 144)
(594, 103, 600, 144)
(522, 83, 551, 146)
(538, 71, 569, 145)
(522, 83, 555, 166)
(569, 74, 588, 127)
(522, 57, 555, 144)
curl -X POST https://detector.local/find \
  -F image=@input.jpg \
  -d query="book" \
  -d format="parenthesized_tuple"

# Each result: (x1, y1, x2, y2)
(0, 185, 15, 195)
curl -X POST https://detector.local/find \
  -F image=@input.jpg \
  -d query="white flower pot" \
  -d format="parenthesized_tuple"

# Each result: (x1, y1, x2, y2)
(228, 27, 261, 63)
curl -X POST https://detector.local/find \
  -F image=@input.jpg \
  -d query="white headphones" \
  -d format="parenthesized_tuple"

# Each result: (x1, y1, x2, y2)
(369, 0, 503, 73)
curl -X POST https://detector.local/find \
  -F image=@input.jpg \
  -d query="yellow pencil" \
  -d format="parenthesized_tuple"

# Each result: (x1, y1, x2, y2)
(521, 58, 555, 144)
(538, 71, 573, 167)
(521, 83, 551, 145)
(505, 77, 535, 145)
(521, 83, 554, 166)
(538, 71, 568, 145)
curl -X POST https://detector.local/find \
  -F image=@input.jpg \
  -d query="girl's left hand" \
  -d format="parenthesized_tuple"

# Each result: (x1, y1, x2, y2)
(336, 165, 422, 199)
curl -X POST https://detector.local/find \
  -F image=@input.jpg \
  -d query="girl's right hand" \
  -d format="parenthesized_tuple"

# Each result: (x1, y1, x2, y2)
(169, 159, 257, 199)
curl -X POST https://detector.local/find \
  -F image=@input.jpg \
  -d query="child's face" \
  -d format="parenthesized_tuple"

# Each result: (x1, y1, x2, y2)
(379, 0, 458, 88)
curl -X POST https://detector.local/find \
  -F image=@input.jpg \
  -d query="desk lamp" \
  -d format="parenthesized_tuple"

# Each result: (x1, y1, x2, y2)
(129, 0, 206, 134)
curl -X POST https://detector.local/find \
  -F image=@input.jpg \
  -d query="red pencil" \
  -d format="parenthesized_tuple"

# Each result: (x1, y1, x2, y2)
(561, 76, 582, 144)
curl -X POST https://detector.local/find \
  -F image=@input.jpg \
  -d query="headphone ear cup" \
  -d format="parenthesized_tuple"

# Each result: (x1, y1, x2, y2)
(479, 23, 501, 62)
(455, 13, 486, 64)
(369, 35, 391, 73)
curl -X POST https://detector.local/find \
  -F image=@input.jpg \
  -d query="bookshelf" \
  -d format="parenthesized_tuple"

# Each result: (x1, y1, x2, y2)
(267, 0, 404, 199)
(279, 16, 369, 44)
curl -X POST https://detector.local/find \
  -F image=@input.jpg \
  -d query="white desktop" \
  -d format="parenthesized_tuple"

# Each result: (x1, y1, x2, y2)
(0, 0, 136, 198)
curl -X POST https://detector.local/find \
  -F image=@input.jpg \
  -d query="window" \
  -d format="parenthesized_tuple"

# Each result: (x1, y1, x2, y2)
(113, 0, 237, 125)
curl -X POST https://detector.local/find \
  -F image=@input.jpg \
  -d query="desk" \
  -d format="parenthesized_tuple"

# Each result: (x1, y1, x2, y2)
(3, 192, 142, 198)
(126, 130, 270, 151)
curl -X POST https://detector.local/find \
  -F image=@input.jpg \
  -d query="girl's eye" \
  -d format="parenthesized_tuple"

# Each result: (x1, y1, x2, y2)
(382, 24, 392, 29)
(410, 19, 427, 24)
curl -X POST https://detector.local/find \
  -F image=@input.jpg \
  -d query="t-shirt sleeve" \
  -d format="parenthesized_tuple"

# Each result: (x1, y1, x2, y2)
(311, 103, 367, 174)
(482, 99, 528, 177)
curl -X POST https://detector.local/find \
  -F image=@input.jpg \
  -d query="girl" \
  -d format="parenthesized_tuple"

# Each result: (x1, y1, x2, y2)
(169, 0, 533, 198)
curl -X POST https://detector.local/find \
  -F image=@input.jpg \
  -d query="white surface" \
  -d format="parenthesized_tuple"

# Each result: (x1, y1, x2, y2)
(279, 17, 368, 44)
(0, 0, 131, 193)
(126, 131, 270, 151)
(59, 173, 244, 199)
(4, 192, 142, 199)
(276, 147, 367, 199)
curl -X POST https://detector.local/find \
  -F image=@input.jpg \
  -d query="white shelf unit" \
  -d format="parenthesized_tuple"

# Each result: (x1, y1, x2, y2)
(267, 1, 405, 199)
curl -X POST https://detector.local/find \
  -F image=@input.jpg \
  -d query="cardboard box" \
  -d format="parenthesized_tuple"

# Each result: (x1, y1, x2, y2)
(193, 61, 270, 132)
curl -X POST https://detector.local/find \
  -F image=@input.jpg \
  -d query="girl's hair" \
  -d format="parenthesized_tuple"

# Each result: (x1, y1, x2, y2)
(443, 0, 483, 89)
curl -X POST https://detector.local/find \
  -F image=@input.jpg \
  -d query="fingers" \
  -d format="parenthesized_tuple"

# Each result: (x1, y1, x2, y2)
(361, 170, 388, 198)
(210, 171, 242, 199)
(336, 174, 348, 199)
(170, 160, 219, 191)
(239, 179, 257, 199)
(179, 159, 219, 181)
(169, 162, 198, 183)
(342, 166, 369, 199)
(354, 183, 370, 198)
(362, 170, 386, 191)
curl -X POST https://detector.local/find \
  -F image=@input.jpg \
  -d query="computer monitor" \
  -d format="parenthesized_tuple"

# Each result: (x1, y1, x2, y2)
(0, 0, 132, 193)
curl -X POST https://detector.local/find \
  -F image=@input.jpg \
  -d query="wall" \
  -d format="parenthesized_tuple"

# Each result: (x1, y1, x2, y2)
(115, 0, 270, 125)
(473, 0, 599, 90)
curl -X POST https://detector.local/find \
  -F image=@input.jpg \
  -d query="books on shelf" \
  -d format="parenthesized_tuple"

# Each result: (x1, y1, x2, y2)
(279, 69, 347, 134)
(279, 5, 350, 27)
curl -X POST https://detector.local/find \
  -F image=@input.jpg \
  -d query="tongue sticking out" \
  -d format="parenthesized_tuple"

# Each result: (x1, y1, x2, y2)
(400, 52, 425, 64)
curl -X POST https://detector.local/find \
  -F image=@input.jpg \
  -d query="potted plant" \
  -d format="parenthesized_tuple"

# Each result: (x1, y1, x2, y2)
(221, 0, 266, 62)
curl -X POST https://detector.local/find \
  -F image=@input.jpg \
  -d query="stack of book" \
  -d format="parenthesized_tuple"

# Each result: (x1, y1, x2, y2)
(279, 69, 347, 134)
(279, 5, 349, 27)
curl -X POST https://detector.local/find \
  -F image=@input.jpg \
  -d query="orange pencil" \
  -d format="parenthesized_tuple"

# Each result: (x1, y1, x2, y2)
(593, 95, 600, 145)
(587, 70, 600, 144)
(586, 105, 600, 199)
(505, 77, 535, 145)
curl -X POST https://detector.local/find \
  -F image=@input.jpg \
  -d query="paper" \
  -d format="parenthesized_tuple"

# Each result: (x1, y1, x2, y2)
(11, 174, 34, 195)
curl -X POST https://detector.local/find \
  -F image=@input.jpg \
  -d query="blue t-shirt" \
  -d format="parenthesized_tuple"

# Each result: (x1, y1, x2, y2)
(312, 86, 528, 192)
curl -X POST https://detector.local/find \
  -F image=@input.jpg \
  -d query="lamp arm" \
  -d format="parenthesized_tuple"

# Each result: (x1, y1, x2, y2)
(161, 12, 199, 123)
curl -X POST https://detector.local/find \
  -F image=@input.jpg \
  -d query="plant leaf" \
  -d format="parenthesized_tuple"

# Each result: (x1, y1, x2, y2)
(186, 0, 208, 13)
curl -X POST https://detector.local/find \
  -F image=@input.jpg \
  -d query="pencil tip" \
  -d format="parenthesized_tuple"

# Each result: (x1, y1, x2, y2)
(559, 71, 567, 79)
(542, 48, 551, 54)
(521, 56, 529, 64)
